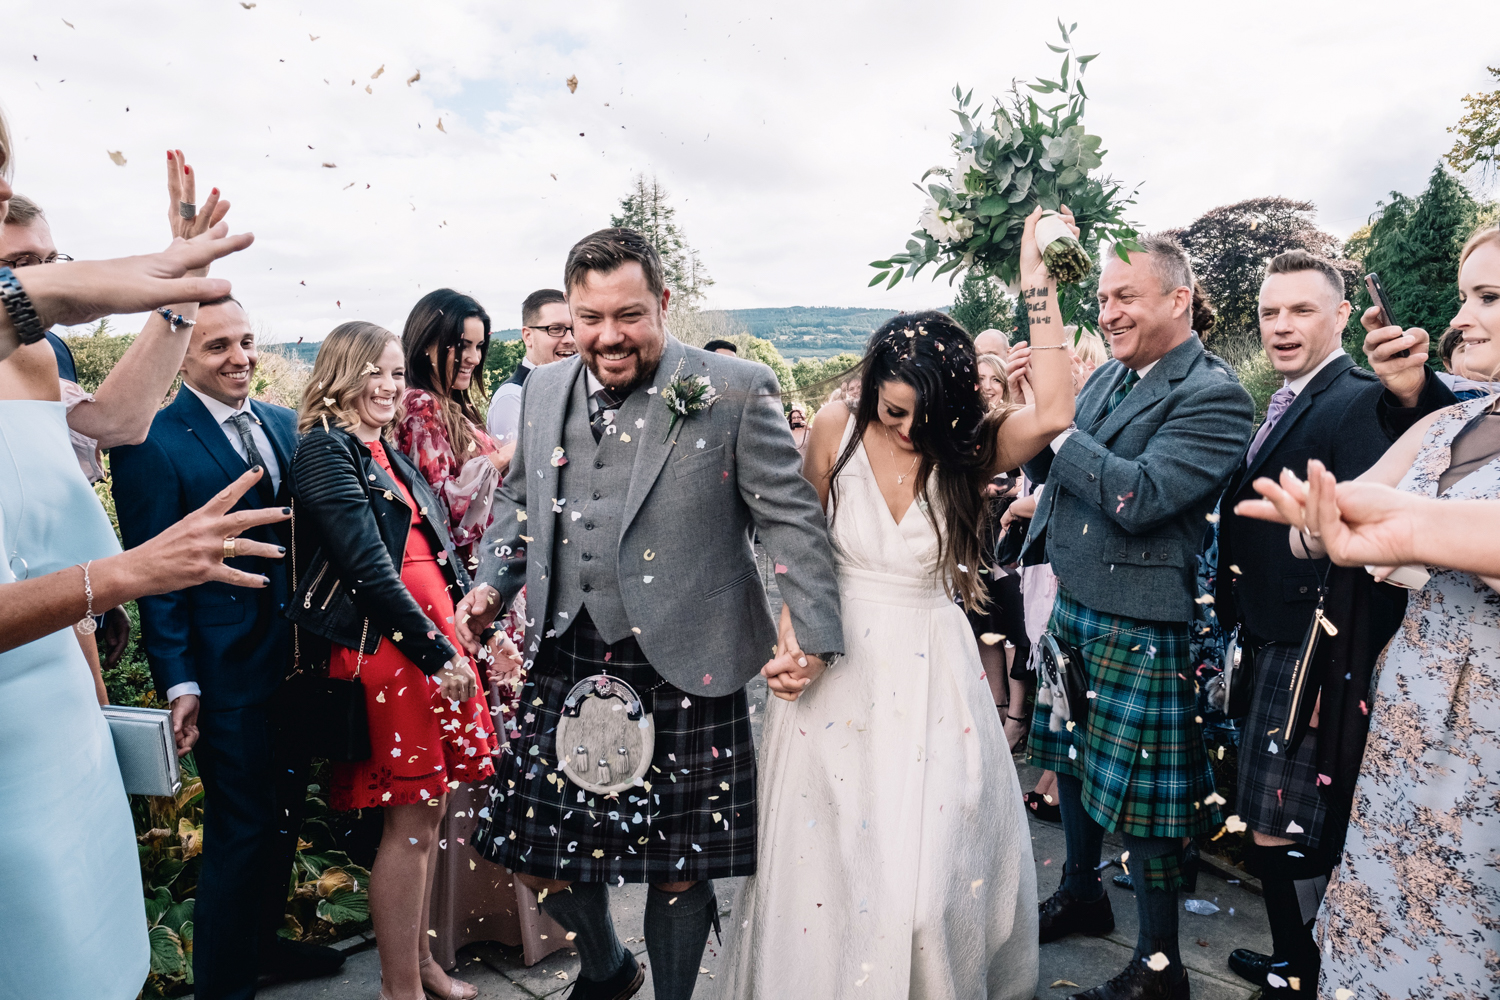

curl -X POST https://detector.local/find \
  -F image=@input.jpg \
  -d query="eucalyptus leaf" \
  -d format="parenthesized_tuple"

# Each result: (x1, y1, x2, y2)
(869, 271, 891, 287)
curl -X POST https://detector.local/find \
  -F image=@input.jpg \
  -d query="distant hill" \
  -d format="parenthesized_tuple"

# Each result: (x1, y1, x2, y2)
(262, 308, 904, 365)
(717, 307, 896, 359)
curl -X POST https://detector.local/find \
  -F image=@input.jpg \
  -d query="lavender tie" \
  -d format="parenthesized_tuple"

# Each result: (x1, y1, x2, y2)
(1245, 386, 1296, 468)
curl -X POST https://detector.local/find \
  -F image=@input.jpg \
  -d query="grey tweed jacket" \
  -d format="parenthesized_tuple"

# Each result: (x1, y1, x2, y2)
(474, 336, 844, 695)
(1021, 335, 1254, 624)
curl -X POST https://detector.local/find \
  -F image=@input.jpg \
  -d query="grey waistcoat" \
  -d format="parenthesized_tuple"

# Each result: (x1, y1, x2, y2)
(548, 372, 651, 642)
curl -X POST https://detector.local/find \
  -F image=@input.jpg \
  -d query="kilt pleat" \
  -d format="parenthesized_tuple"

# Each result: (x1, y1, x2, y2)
(1029, 588, 1222, 839)
(472, 609, 757, 883)
(1236, 641, 1328, 848)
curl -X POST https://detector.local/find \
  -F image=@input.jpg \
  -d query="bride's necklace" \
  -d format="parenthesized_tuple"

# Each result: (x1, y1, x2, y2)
(884, 426, 920, 485)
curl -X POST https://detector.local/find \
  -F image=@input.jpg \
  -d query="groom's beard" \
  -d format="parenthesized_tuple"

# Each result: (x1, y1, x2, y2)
(582, 333, 665, 393)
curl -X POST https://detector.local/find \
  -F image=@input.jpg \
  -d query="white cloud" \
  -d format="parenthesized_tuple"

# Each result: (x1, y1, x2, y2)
(3, 0, 1495, 343)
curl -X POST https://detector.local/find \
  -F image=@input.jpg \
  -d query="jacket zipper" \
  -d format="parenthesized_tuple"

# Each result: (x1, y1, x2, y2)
(302, 563, 329, 608)
(319, 579, 342, 611)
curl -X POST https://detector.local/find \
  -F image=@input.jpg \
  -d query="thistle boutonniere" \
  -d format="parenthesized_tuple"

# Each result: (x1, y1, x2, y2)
(659, 359, 720, 442)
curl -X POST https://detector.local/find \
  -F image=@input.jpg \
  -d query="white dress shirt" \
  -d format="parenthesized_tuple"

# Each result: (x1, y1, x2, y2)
(167, 384, 282, 704)
(485, 357, 537, 445)
(1285, 347, 1345, 397)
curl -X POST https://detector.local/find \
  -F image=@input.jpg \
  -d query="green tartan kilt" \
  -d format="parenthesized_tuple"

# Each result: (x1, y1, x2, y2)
(1029, 587, 1223, 840)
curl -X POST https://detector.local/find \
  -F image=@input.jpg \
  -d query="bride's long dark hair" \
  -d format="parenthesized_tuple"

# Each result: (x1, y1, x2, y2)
(828, 310, 1008, 609)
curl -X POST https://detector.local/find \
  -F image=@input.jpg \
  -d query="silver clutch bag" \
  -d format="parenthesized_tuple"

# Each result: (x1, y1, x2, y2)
(103, 705, 182, 797)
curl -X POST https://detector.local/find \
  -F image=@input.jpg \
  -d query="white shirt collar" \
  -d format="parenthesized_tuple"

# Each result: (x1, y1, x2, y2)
(184, 381, 251, 424)
(520, 356, 538, 371)
(1286, 347, 1346, 396)
(1130, 359, 1159, 379)
(583, 366, 603, 396)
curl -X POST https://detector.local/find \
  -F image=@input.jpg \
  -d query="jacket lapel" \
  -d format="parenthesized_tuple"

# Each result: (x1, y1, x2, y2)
(620, 337, 687, 535)
(1243, 354, 1354, 484)
(173, 388, 253, 486)
(1091, 336, 1204, 444)
(251, 399, 295, 476)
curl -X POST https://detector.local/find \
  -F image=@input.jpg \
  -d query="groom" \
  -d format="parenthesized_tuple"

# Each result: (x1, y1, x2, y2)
(456, 227, 843, 1000)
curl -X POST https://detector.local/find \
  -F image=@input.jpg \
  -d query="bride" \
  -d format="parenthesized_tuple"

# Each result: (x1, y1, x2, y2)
(719, 208, 1078, 999)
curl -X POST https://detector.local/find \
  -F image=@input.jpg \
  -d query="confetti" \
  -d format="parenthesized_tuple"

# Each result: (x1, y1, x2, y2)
(566, 74, 579, 93)
(436, 118, 446, 133)
(1050, 982, 1081, 989)
(1223, 815, 1247, 833)
(979, 633, 1003, 645)
(620, 433, 631, 443)
(407, 70, 421, 85)
(1204, 791, 1226, 805)
(703, 674, 712, 685)
(644, 549, 656, 560)
(775, 563, 788, 574)
(1205, 512, 1220, 523)
(1335, 990, 1355, 1000)
(371, 64, 385, 79)
(107, 150, 127, 166)
(1229, 564, 1242, 575)
(551, 446, 568, 467)
(321, 162, 337, 168)
(1287, 820, 1305, 834)
(1145, 952, 1170, 972)
(239, 1, 255, 7)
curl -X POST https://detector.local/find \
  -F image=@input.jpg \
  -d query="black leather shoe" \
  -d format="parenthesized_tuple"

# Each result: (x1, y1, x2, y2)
(565, 954, 644, 1000)
(1227, 948, 1271, 986)
(1038, 884, 1115, 943)
(260, 936, 346, 981)
(1069, 960, 1189, 1000)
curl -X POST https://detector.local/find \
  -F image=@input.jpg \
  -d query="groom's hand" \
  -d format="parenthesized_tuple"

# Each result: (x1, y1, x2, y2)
(761, 624, 827, 702)
(455, 584, 502, 656)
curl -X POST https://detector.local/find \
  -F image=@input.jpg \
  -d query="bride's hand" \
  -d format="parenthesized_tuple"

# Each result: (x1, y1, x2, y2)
(762, 649, 826, 702)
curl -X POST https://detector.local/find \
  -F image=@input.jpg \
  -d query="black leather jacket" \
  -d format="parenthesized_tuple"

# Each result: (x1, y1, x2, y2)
(284, 425, 472, 675)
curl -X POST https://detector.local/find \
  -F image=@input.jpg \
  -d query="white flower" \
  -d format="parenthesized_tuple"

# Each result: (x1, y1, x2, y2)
(919, 197, 967, 243)
(955, 149, 984, 194)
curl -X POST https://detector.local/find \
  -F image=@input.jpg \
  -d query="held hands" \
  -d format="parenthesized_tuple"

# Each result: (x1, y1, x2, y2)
(1362, 306, 1431, 408)
(484, 633, 524, 688)
(1019, 204, 1079, 287)
(454, 584, 501, 656)
(169, 694, 200, 757)
(760, 611, 827, 702)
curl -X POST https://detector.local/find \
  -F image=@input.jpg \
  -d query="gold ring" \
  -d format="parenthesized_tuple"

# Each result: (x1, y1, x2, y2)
(223, 537, 237, 561)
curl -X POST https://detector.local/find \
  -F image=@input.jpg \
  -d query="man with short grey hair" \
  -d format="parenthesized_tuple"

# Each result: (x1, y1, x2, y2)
(1019, 234, 1254, 1000)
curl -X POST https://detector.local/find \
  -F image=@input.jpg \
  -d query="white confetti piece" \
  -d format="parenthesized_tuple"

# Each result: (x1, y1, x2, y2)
(1287, 820, 1305, 834)
(1145, 952, 1170, 971)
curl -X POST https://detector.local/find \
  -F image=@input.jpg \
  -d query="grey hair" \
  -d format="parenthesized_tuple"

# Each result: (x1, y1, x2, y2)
(1114, 233, 1195, 295)
(4, 194, 44, 226)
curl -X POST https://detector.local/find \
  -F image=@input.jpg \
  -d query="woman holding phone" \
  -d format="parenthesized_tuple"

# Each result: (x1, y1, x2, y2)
(288, 321, 507, 1000)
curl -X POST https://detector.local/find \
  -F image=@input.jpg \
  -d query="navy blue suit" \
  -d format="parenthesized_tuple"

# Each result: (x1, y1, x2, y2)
(112, 387, 306, 1000)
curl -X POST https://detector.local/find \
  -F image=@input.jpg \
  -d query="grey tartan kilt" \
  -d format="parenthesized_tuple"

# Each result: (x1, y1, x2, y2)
(1236, 641, 1329, 849)
(472, 609, 758, 883)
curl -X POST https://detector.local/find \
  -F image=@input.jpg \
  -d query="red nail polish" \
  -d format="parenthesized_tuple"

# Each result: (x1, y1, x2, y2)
(212, 187, 219, 195)
(167, 151, 173, 159)
(184, 165, 190, 174)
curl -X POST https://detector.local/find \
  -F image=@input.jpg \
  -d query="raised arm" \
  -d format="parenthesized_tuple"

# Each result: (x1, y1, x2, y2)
(70, 151, 233, 448)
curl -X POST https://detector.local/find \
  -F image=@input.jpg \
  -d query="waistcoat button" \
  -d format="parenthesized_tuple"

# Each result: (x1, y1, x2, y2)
(585, 522, 595, 530)
(594, 460, 604, 469)
(593, 490, 601, 500)
(582, 583, 592, 592)
(581, 552, 593, 561)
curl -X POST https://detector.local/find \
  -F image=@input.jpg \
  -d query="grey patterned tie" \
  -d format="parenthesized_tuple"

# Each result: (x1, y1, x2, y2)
(1245, 386, 1296, 468)
(228, 411, 276, 505)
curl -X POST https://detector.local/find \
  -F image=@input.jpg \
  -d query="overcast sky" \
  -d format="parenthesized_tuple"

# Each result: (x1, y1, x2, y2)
(3, 1, 1496, 343)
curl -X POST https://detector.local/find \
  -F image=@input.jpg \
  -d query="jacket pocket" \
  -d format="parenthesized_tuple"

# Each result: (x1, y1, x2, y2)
(702, 568, 756, 600)
(1105, 533, 1184, 568)
(673, 444, 726, 479)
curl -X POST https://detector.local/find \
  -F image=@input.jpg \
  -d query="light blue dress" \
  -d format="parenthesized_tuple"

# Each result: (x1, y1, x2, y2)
(0, 400, 148, 998)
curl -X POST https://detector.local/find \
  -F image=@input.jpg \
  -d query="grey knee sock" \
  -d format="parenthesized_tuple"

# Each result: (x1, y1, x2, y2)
(539, 882, 628, 982)
(644, 882, 717, 1000)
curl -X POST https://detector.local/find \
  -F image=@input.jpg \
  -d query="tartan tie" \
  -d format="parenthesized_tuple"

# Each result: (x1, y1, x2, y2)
(1105, 369, 1140, 418)
(589, 386, 623, 443)
(227, 411, 276, 506)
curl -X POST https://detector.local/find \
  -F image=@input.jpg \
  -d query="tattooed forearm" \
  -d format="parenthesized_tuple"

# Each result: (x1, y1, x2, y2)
(1024, 286, 1052, 314)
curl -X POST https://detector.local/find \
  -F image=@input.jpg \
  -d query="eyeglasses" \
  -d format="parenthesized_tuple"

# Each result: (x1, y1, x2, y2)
(0, 253, 73, 268)
(524, 324, 573, 339)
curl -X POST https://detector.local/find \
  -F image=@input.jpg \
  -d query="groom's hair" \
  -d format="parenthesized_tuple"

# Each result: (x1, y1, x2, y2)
(564, 228, 666, 299)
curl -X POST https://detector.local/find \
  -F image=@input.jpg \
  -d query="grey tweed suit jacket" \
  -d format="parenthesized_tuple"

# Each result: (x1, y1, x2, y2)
(1021, 336, 1254, 624)
(474, 336, 844, 695)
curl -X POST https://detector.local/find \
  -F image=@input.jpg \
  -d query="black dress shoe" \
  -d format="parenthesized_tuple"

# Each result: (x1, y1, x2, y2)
(1038, 884, 1115, 943)
(1227, 948, 1271, 986)
(260, 936, 346, 981)
(1069, 960, 1189, 1000)
(565, 954, 644, 1000)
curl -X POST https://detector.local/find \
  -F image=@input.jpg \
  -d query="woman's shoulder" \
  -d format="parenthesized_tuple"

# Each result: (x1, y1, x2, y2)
(293, 422, 357, 463)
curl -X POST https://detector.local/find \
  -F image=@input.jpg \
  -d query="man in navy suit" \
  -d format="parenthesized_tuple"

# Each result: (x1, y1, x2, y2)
(112, 296, 342, 999)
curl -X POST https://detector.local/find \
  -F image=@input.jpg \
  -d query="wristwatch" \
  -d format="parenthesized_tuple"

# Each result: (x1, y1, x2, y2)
(0, 267, 46, 345)
(817, 652, 843, 670)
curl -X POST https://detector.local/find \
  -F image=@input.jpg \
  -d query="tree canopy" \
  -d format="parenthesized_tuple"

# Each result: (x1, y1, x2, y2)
(950, 268, 1016, 340)
(1446, 67, 1500, 178)
(610, 173, 714, 307)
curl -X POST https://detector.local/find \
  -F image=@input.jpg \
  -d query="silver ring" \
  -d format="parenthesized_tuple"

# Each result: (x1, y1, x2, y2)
(178, 201, 197, 220)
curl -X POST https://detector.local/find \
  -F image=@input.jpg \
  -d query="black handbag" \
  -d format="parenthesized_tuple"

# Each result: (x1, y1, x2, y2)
(1205, 626, 1256, 720)
(992, 518, 1029, 568)
(278, 500, 372, 762)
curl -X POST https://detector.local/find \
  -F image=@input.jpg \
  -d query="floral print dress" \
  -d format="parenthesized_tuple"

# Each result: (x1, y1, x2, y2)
(1317, 396, 1500, 1000)
(398, 389, 527, 727)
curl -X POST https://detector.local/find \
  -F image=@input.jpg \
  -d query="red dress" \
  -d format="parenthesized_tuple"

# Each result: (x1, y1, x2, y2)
(328, 439, 499, 810)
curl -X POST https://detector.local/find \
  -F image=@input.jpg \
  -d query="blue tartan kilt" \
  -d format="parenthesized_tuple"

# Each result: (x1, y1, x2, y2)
(1029, 588, 1223, 839)
(1236, 641, 1329, 848)
(471, 609, 757, 883)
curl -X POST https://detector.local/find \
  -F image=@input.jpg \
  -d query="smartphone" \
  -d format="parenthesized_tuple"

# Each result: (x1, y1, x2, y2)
(1366, 564, 1430, 591)
(1365, 272, 1408, 359)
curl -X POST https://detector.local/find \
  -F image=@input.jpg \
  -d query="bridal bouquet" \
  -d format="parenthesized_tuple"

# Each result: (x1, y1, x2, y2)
(871, 22, 1139, 307)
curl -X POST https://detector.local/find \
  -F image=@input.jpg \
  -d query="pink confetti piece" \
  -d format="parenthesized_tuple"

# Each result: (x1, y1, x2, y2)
(1316, 773, 1332, 786)
(703, 673, 713, 685)
(775, 563, 788, 574)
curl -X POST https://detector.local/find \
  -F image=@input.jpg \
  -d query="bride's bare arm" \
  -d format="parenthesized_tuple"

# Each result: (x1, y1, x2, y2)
(801, 400, 850, 510)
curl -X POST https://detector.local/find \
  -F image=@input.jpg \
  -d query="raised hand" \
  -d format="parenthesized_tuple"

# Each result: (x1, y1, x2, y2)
(167, 149, 230, 250)
(1361, 306, 1431, 408)
(1019, 203, 1079, 288)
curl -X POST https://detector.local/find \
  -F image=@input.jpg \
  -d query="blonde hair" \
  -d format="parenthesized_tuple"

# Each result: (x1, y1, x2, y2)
(1073, 329, 1109, 367)
(297, 322, 404, 438)
(1459, 224, 1500, 273)
(975, 352, 1011, 407)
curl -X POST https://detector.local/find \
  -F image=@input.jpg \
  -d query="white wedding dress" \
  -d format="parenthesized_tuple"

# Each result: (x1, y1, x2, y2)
(719, 423, 1038, 999)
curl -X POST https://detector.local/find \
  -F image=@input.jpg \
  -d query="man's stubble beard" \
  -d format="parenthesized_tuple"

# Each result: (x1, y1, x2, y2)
(584, 329, 666, 394)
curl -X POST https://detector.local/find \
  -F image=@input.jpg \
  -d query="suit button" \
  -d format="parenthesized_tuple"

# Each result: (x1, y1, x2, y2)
(582, 583, 592, 593)
(593, 490, 601, 500)
(1088, 473, 1096, 481)
(1142, 551, 1151, 559)
(594, 461, 604, 469)
(585, 522, 595, 530)
(1299, 585, 1309, 594)
(582, 552, 592, 561)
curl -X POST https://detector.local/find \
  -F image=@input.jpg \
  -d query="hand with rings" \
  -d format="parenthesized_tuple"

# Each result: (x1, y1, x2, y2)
(223, 537, 239, 562)
(166, 149, 230, 253)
